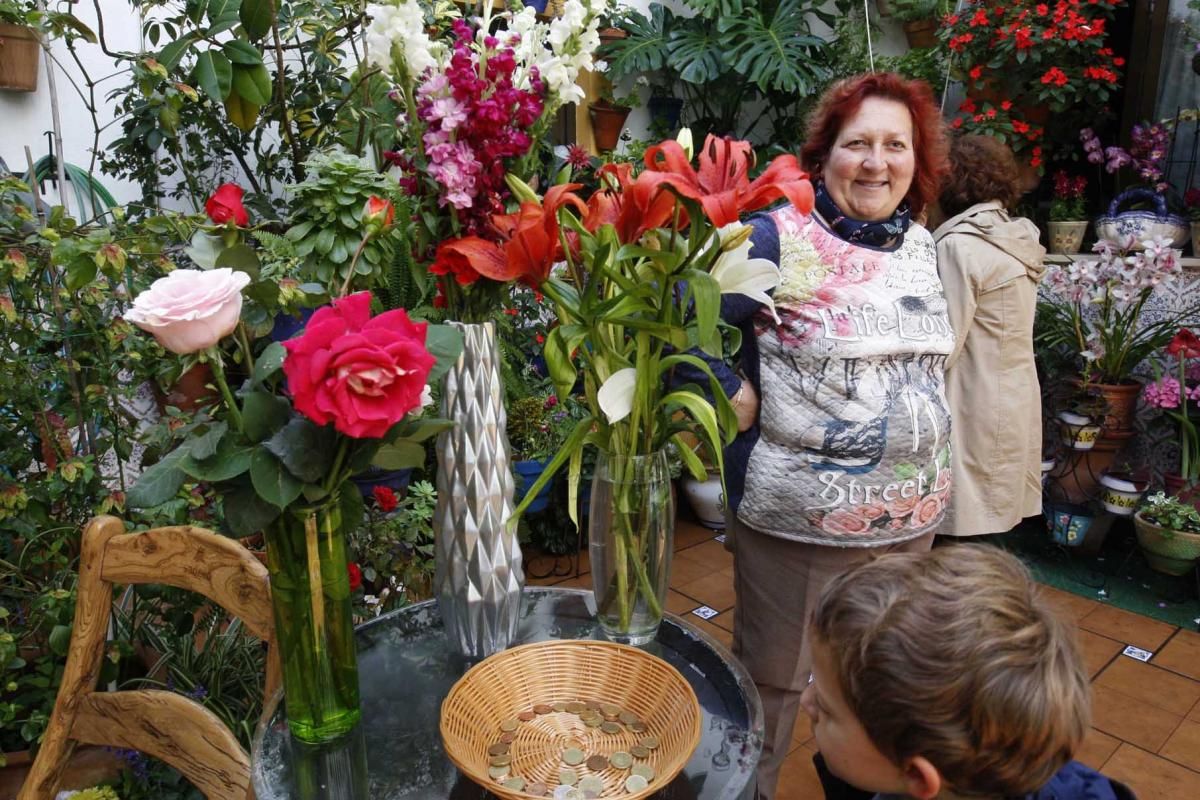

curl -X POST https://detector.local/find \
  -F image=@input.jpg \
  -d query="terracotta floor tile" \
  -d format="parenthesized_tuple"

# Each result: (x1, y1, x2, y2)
(1078, 604, 1176, 652)
(668, 551, 719, 589)
(1191, 702, 1200, 723)
(681, 539, 735, 572)
(1078, 629, 1124, 678)
(1039, 584, 1101, 622)
(666, 589, 700, 616)
(688, 617, 734, 649)
(676, 569, 737, 612)
(1095, 656, 1200, 716)
(711, 610, 735, 633)
(775, 747, 825, 800)
(1154, 630, 1200, 682)
(1160, 718, 1200, 773)
(1076, 728, 1121, 771)
(1102, 743, 1200, 800)
(675, 520, 720, 551)
(1090, 685, 1183, 752)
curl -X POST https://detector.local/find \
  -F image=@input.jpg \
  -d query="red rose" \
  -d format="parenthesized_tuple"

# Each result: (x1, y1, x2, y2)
(283, 292, 436, 438)
(362, 196, 395, 236)
(373, 485, 398, 512)
(347, 562, 363, 592)
(1167, 328, 1200, 361)
(204, 183, 250, 227)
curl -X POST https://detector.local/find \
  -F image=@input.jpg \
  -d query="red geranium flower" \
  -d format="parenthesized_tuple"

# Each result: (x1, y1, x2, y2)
(205, 183, 250, 227)
(373, 485, 398, 512)
(347, 562, 363, 592)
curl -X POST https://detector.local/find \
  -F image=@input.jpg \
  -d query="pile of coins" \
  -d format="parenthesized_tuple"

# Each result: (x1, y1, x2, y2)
(483, 699, 662, 798)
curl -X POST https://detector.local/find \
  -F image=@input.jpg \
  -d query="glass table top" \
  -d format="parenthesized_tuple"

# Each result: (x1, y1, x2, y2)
(252, 587, 763, 799)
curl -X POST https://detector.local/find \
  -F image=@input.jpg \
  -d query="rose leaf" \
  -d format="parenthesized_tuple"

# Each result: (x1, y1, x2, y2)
(126, 447, 188, 508)
(223, 483, 281, 537)
(250, 450, 304, 510)
(264, 417, 336, 483)
(242, 390, 290, 442)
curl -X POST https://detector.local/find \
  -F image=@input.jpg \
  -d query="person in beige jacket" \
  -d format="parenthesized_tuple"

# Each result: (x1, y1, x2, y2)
(933, 135, 1046, 536)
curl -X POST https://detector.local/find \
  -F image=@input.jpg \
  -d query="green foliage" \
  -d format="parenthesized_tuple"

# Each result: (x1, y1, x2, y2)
(1139, 491, 1200, 534)
(350, 480, 438, 614)
(889, 0, 949, 23)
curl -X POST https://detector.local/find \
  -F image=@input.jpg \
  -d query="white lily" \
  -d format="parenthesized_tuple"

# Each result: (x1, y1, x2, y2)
(676, 127, 694, 160)
(708, 222, 782, 323)
(597, 368, 639, 423)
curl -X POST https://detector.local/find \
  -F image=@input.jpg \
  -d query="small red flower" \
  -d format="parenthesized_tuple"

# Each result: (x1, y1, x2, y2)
(373, 485, 398, 512)
(1167, 329, 1200, 361)
(347, 562, 363, 592)
(205, 183, 250, 227)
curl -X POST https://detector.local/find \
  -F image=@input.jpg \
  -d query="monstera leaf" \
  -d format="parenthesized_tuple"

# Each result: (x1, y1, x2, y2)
(720, 0, 831, 94)
(666, 23, 729, 85)
(681, 0, 749, 15)
(601, 5, 675, 81)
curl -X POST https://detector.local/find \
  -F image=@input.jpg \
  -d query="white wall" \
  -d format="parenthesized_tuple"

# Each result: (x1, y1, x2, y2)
(0, 1, 911, 209)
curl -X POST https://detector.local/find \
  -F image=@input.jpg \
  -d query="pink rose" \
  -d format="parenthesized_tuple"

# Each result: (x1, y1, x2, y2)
(124, 268, 250, 354)
(857, 503, 887, 522)
(205, 183, 250, 226)
(820, 508, 872, 536)
(884, 493, 920, 519)
(910, 491, 948, 529)
(283, 292, 435, 439)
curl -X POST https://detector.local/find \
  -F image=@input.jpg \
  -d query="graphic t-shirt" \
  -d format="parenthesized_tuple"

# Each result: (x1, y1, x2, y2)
(738, 207, 954, 546)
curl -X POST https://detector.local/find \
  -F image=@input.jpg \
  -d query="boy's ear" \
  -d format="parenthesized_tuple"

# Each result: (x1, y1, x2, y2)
(900, 756, 941, 800)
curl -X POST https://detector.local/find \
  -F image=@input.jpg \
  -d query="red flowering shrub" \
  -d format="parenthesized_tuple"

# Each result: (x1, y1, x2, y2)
(283, 292, 436, 438)
(941, 0, 1126, 166)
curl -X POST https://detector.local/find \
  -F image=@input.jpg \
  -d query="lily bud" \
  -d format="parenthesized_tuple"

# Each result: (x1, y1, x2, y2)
(676, 127, 694, 160)
(505, 173, 540, 204)
(720, 223, 753, 253)
(361, 196, 395, 236)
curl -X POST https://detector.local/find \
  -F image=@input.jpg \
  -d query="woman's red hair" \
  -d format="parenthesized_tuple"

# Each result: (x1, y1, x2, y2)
(800, 73, 949, 217)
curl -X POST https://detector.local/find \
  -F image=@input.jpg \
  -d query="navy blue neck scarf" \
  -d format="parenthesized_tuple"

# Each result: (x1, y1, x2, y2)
(813, 180, 911, 248)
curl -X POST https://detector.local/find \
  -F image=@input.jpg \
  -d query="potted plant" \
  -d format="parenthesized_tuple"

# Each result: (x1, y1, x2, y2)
(1185, 187, 1200, 256)
(1098, 466, 1150, 516)
(891, 0, 947, 49)
(1056, 407, 1102, 451)
(349, 481, 438, 616)
(507, 393, 567, 514)
(1142, 328, 1200, 506)
(1133, 491, 1200, 575)
(1047, 171, 1089, 254)
(1037, 236, 1186, 438)
(588, 78, 639, 153)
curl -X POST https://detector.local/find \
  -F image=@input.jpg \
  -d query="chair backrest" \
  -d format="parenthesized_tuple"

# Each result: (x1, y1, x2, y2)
(19, 515, 281, 800)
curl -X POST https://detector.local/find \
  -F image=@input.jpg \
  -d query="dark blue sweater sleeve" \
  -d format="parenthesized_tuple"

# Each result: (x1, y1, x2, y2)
(669, 214, 780, 398)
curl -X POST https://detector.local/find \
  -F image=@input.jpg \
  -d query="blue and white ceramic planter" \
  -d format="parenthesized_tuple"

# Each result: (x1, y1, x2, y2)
(1094, 188, 1188, 249)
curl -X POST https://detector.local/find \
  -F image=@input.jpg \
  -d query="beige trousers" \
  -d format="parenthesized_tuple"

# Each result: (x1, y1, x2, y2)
(728, 516, 935, 800)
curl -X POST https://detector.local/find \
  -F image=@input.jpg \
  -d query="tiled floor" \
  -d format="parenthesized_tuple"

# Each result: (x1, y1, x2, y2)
(526, 520, 1200, 799)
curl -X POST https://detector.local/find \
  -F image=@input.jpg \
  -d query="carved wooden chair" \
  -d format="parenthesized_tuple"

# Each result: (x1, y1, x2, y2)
(19, 515, 281, 800)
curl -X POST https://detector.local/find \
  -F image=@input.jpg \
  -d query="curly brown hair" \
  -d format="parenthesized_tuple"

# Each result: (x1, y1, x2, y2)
(939, 135, 1024, 218)
(800, 73, 949, 216)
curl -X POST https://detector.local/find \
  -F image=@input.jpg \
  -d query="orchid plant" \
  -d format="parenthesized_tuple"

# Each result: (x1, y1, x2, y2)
(365, 0, 611, 320)
(432, 131, 813, 627)
(1037, 236, 1187, 385)
(1143, 329, 1200, 484)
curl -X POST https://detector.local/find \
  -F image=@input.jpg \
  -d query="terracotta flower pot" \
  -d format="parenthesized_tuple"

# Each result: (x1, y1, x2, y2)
(588, 101, 632, 152)
(1090, 380, 1142, 438)
(902, 19, 938, 49)
(0, 24, 40, 93)
(155, 362, 217, 413)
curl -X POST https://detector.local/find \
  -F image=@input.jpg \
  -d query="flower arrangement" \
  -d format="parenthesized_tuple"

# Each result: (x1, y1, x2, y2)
(941, 0, 1126, 165)
(366, 0, 610, 320)
(1037, 236, 1185, 384)
(1081, 122, 1171, 193)
(1049, 170, 1087, 221)
(1143, 328, 1200, 484)
(434, 131, 813, 634)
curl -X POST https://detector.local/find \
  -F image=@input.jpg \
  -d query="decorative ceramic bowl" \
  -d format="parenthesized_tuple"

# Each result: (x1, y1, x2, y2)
(1094, 188, 1189, 249)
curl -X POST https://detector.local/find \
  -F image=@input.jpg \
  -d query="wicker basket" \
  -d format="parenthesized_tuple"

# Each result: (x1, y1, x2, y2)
(441, 639, 702, 799)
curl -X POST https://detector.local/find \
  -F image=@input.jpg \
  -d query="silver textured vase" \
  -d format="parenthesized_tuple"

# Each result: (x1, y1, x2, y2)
(433, 321, 524, 659)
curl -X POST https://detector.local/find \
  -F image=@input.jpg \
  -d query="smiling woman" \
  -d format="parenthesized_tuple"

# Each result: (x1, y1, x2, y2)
(692, 72, 951, 800)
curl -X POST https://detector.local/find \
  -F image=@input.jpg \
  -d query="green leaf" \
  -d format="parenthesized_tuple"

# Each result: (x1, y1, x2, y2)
(425, 324, 464, 386)
(385, 418, 453, 444)
(252, 342, 286, 384)
(48, 625, 72, 657)
(185, 230, 223, 268)
(371, 441, 426, 471)
(543, 324, 588, 399)
(188, 421, 228, 460)
(223, 483, 281, 536)
(720, 0, 830, 94)
(223, 89, 260, 132)
(222, 39, 264, 66)
(232, 63, 272, 105)
(242, 390, 291, 442)
(250, 449, 303, 509)
(513, 416, 595, 518)
(159, 34, 198, 71)
(240, 0, 274, 41)
(338, 480, 364, 535)
(65, 257, 97, 291)
(683, 268, 720, 345)
(264, 417, 336, 483)
(215, 242, 261, 277)
(194, 50, 233, 102)
(181, 439, 256, 481)
(127, 447, 188, 508)
(206, 0, 242, 25)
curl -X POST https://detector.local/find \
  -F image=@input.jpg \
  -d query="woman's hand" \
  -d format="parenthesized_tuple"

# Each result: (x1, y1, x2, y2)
(732, 379, 759, 432)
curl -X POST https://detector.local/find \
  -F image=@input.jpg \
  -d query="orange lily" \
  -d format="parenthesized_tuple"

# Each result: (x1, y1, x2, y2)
(431, 184, 587, 288)
(583, 163, 678, 244)
(643, 133, 814, 227)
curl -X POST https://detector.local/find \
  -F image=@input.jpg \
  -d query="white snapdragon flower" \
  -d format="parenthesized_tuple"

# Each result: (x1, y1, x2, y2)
(365, 1, 440, 79)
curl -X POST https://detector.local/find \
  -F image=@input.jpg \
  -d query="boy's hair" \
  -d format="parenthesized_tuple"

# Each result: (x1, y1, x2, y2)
(811, 544, 1089, 797)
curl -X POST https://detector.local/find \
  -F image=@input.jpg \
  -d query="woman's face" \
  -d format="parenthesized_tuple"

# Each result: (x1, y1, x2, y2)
(823, 96, 916, 222)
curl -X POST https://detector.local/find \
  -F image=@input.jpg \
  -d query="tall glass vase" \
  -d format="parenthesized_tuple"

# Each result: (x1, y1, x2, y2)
(433, 320, 524, 659)
(589, 450, 675, 645)
(264, 493, 361, 743)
